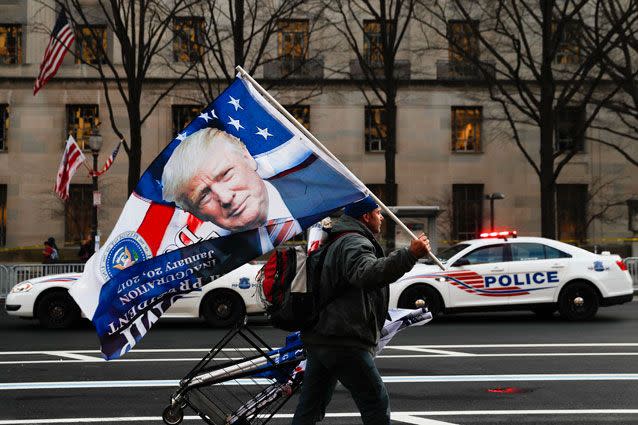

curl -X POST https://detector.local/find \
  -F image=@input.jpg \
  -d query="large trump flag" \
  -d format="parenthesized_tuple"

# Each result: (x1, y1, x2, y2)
(70, 73, 367, 359)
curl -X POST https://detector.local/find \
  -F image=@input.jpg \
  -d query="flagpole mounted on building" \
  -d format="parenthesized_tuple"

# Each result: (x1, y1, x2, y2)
(235, 66, 446, 271)
(34, 10, 75, 96)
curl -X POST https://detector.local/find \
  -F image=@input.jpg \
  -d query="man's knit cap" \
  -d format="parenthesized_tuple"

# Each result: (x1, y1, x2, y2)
(344, 195, 379, 218)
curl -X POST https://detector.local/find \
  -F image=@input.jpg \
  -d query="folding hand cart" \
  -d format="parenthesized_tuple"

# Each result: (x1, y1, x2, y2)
(162, 325, 305, 425)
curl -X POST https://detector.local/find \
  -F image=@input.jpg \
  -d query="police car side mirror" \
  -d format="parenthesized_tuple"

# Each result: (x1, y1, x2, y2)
(452, 258, 470, 267)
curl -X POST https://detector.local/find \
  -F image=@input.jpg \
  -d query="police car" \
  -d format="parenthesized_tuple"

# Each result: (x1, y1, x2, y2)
(389, 231, 634, 320)
(5, 263, 264, 329)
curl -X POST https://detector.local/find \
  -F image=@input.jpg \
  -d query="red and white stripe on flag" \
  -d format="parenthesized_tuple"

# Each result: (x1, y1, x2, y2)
(55, 135, 86, 201)
(33, 11, 75, 96)
(90, 140, 122, 177)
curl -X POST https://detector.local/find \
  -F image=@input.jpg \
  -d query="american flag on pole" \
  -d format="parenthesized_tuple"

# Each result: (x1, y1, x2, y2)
(34, 10, 75, 96)
(90, 140, 123, 177)
(55, 135, 86, 201)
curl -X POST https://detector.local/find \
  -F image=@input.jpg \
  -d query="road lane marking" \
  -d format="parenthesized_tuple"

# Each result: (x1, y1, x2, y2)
(5, 351, 638, 365)
(380, 373, 638, 382)
(392, 415, 459, 425)
(41, 352, 100, 362)
(388, 347, 472, 356)
(5, 373, 638, 390)
(4, 343, 638, 357)
(389, 343, 638, 348)
(2, 410, 638, 424)
(0, 348, 253, 355)
(378, 352, 638, 358)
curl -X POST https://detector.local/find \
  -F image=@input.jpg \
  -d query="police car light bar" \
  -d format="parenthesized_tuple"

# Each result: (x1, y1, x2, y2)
(479, 230, 518, 239)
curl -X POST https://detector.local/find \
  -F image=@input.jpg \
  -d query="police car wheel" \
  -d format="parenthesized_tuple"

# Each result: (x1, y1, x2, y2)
(398, 285, 442, 315)
(202, 290, 246, 328)
(36, 290, 80, 329)
(162, 405, 183, 425)
(558, 282, 599, 321)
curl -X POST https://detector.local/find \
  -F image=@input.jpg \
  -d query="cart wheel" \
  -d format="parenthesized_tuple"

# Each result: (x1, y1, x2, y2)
(162, 405, 183, 425)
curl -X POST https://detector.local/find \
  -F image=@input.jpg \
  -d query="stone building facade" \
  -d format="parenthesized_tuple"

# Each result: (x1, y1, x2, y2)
(0, 0, 636, 253)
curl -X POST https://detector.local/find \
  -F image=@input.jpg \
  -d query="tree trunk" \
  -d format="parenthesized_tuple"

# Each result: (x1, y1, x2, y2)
(233, 0, 245, 68)
(384, 97, 397, 250)
(127, 105, 143, 195)
(539, 0, 557, 239)
(539, 132, 557, 239)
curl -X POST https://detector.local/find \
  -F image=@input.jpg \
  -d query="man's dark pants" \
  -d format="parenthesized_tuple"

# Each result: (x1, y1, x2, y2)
(291, 345, 390, 425)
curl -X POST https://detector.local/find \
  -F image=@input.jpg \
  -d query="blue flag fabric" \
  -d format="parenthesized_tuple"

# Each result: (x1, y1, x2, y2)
(70, 75, 367, 359)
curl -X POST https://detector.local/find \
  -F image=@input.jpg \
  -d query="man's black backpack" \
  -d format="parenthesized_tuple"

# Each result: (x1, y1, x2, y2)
(257, 231, 358, 331)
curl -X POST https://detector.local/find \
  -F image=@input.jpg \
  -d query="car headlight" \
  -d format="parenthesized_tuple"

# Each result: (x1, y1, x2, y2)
(10, 282, 33, 293)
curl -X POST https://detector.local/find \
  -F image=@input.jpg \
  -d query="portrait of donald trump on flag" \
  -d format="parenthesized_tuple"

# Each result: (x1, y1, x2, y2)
(161, 128, 302, 253)
(70, 72, 368, 360)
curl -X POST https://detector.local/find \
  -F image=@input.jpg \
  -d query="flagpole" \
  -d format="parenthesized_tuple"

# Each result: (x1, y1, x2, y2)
(235, 66, 445, 270)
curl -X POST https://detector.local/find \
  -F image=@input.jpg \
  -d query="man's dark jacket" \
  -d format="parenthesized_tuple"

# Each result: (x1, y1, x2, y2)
(302, 215, 418, 353)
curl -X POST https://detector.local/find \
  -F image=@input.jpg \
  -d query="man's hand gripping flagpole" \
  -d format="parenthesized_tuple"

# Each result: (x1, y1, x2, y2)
(235, 66, 446, 271)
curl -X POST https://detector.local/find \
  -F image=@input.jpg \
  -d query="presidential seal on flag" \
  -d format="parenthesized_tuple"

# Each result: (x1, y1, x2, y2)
(100, 231, 153, 280)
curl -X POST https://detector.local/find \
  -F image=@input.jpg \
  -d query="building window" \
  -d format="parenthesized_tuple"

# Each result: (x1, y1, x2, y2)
(447, 20, 479, 63)
(76, 25, 107, 64)
(366, 183, 397, 205)
(65, 185, 92, 246)
(0, 104, 8, 152)
(451, 106, 482, 152)
(453, 184, 484, 241)
(555, 106, 585, 152)
(67, 105, 99, 150)
(364, 20, 392, 68)
(173, 17, 204, 62)
(0, 24, 22, 64)
(172, 105, 202, 137)
(554, 20, 582, 64)
(365, 106, 387, 152)
(0, 184, 6, 246)
(557, 184, 587, 243)
(278, 19, 309, 74)
(285, 104, 310, 130)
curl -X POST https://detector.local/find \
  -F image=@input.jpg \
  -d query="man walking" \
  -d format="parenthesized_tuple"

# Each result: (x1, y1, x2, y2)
(292, 196, 431, 425)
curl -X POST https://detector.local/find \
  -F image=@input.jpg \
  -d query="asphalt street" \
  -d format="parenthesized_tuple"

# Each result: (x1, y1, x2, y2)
(2, 302, 638, 425)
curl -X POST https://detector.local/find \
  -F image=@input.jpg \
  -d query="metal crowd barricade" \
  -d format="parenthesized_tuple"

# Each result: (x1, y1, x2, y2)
(0, 263, 85, 298)
(625, 257, 638, 290)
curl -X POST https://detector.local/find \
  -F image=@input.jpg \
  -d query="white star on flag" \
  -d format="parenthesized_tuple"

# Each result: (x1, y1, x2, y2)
(176, 132, 187, 141)
(255, 127, 273, 140)
(198, 112, 212, 122)
(228, 116, 244, 131)
(210, 109, 218, 119)
(228, 96, 243, 111)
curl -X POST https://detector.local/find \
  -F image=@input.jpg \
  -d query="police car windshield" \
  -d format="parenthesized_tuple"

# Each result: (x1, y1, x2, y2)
(424, 243, 471, 264)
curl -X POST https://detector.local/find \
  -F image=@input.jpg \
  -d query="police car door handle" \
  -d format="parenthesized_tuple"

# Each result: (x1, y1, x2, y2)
(490, 267, 505, 272)
(551, 264, 565, 269)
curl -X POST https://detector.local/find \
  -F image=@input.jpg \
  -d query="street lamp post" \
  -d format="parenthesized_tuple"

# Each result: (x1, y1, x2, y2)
(88, 128, 103, 252)
(628, 200, 638, 257)
(485, 192, 505, 232)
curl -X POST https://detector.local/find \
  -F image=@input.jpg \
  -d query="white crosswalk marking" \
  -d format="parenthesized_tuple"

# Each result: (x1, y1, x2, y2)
(42, 351, 100, 362)
(392, 414, 459, 425)
(2, 410, 638, 424)
(387, 347, 473, 356)
(5, 373, 638, 390)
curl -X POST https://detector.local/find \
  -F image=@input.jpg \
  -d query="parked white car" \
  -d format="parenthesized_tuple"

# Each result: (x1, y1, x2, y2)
(389, 231, 634, 320)
(5, 263, 264, 328)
